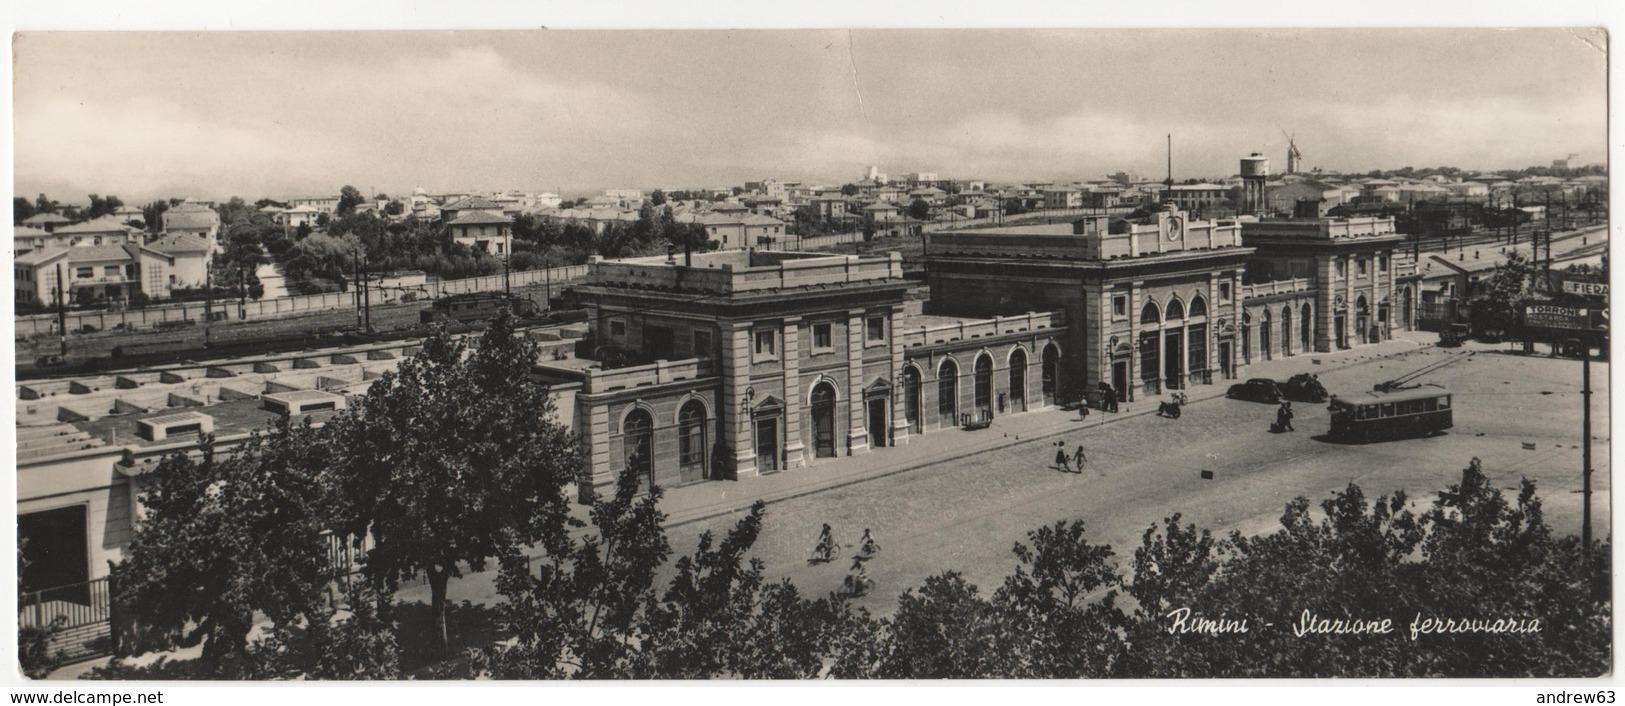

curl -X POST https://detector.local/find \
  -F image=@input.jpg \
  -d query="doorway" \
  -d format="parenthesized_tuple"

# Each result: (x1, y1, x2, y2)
(19, 505, 88, 596)
(755, 416, 780, 472)
(867, 396, 887, 448)
(1163, 330, 1183, 389)
(1008, 349, 1027, 412)
(811, 383, 837, 458)
(1111, 361, 1129, 402)
(622, 409, 654, 493)
(1218, 340, 1233, 379)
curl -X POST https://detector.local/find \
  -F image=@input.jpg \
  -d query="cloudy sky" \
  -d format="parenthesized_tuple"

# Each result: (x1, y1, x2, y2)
(12, 28, 1608, 203)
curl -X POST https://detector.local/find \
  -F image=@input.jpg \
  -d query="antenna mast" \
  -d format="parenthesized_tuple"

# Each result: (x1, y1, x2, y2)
(1165, 134, 1173, 203)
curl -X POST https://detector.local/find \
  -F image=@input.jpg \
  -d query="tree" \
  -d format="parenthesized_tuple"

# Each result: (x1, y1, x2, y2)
(34, 193, 59, 214)
(906, 198, 931, 221)
(337, 186, 365, 216)
(84, 194, 125, 221)
(1473, 249, 1531, 333)
(840, 183, 860, 197)
(114, 420, 337, 676)
(330, 310, 582, 657)
(649, 189, 668, 206)
(141, 201, 171, 235)
(14, 196, 37, 224)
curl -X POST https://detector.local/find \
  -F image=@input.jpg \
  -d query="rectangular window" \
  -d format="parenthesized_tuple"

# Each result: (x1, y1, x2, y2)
(1358, 259, 1369, 276)
(1218, 282, 1232, 302)
(866, 316, 886, 343)
(1336, 261, 1347, 279)
(76, 267, 94, 279)
(1378, 255, 1388, 271)
(812, 322, 833, 351)
(1112, 295, 1128, 319)
(609, 318, 627, 337)
(754, 328, 777, 359)
(693, 330, 713, 359)
(104, 265, 119, 277)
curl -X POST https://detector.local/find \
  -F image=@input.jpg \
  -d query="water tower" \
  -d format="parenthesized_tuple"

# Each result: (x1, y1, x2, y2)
(1240, 153, 1270, 215)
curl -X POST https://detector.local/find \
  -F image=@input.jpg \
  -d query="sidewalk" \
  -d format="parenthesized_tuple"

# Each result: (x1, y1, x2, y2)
(652, 332, 1434, 530)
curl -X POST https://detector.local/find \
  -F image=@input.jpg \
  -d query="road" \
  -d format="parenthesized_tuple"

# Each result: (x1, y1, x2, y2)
(660, 344, 1610, 614)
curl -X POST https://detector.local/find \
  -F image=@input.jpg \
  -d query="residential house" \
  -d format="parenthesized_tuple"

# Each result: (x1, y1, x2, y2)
(15, 244, 174, 306)
(148, 233, 215, 288)
(21, 213, 72, 233)
(162, 206, 223, 254)
(447, 210, 513, 255)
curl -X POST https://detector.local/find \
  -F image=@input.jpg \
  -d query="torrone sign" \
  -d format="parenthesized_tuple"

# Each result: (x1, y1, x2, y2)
(1524, 304, 1590, 330)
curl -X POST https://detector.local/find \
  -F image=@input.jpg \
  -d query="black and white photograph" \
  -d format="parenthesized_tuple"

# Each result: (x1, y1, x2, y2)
(5, 3, 1618, 696)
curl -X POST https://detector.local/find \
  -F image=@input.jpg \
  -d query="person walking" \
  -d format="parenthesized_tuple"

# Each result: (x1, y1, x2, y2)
(1054, 444, 1072, 473)
(1282, 401, 1295, 431)
(1072, 445, 1087, 474)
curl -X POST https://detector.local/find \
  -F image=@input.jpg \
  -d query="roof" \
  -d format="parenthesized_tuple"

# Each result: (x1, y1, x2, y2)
(68, 244, 141, 262)
(14, 247, 69, 266)
(1331, 383, 1450, 406)
(148, 233, 214, 255)
(13, 225, 50, 238)
(164, 210, 220, 229)
(55, 216, 136, 235)
(442, 195, 500, 211)
(448, 209, 512, 226)
(22, 213, 71, 226)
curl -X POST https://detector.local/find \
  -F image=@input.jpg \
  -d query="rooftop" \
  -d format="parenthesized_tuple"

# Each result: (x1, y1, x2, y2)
(447, 209, 513, 226)
(148, 234, 214, 255)
(583, 250, 905, 295)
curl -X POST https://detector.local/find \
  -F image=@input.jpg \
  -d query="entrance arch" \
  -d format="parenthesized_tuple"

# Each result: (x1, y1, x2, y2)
(1281, 306, 1293, 357)
(810, 382, 838, 458)
(938, 359, 959, 427)
(1041, 344, 1060, 406)
(1301, 302, 1313, 351)
(1260, 309, 1273, 361)
(974, 354, 994, 418)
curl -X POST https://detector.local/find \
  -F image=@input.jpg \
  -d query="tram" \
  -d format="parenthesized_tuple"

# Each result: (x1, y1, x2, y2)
(1327, 384, 1453, 442)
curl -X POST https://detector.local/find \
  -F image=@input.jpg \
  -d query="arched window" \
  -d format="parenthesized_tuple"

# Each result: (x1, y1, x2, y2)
(623, 408, 654, 486)
(811, 382, 838, 458)
(974, 354, 994, 416)
(1189, 295, 1207, 318)
(678, 400, 707, 472)
(1140, 301, 1161, 324)
(1008, 348, 1027, 412)
(1166, 298, 1185, 320)
(937, 359, 959, 425)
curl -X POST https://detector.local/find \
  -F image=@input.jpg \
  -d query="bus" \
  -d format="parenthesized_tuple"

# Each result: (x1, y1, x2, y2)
(1327, 384, 1453, 443)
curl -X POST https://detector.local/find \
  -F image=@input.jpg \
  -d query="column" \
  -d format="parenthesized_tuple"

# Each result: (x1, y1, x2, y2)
(1344, 254, 1356, 346)
(719, 322, 757, 477)
(1179, 321, 1190, 388)
(1155, 317, 1165, 394)
(579, 402, 612, 503)
(1127, 281, 1142, 401)
(781, 316, 806, 469)
(889, 305, 911, 445)
(845, 309, 870, 454)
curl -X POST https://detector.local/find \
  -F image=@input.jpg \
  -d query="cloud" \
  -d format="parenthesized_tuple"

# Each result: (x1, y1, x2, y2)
(15, 96, 357, 199)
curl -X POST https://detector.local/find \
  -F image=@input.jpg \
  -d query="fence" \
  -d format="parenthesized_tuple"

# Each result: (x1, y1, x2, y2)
(20, 577, 113, 660)
(15, 265, 590, 337)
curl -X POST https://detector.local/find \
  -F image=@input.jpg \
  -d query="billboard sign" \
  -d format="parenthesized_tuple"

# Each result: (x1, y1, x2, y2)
(1524, 304, 1590, 331)
(1562, 281, 1609, 297)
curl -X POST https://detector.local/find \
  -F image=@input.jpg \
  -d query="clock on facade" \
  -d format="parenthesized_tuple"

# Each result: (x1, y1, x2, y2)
(1167, 216, 1184, 241)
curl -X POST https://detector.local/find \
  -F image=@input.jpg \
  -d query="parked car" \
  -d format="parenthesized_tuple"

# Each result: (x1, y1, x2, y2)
(1279, 373, 1330, 403)
(1226, 378, 1284, 403)
(34, 354, 68, 369)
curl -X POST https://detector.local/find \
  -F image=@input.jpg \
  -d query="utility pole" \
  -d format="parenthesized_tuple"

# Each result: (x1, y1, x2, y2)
(362, 254, 372, 332)
(238, 263, 247, 320)
(204, 260, 213, 347)
(352, 250, 363, 330)
(1581, 336, 1593, 551)
(54, 263, 67, 356)
(544, 256, 552, 308)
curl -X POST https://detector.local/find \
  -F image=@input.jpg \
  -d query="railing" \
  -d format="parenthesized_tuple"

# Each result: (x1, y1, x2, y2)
(897, 311, 1066, 348)
(20, 577, 111, 631)
(582, 357, 716, 394)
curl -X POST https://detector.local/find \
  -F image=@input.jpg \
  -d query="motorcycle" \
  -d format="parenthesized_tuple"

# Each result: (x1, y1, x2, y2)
(1158, 400, 1182, 419)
